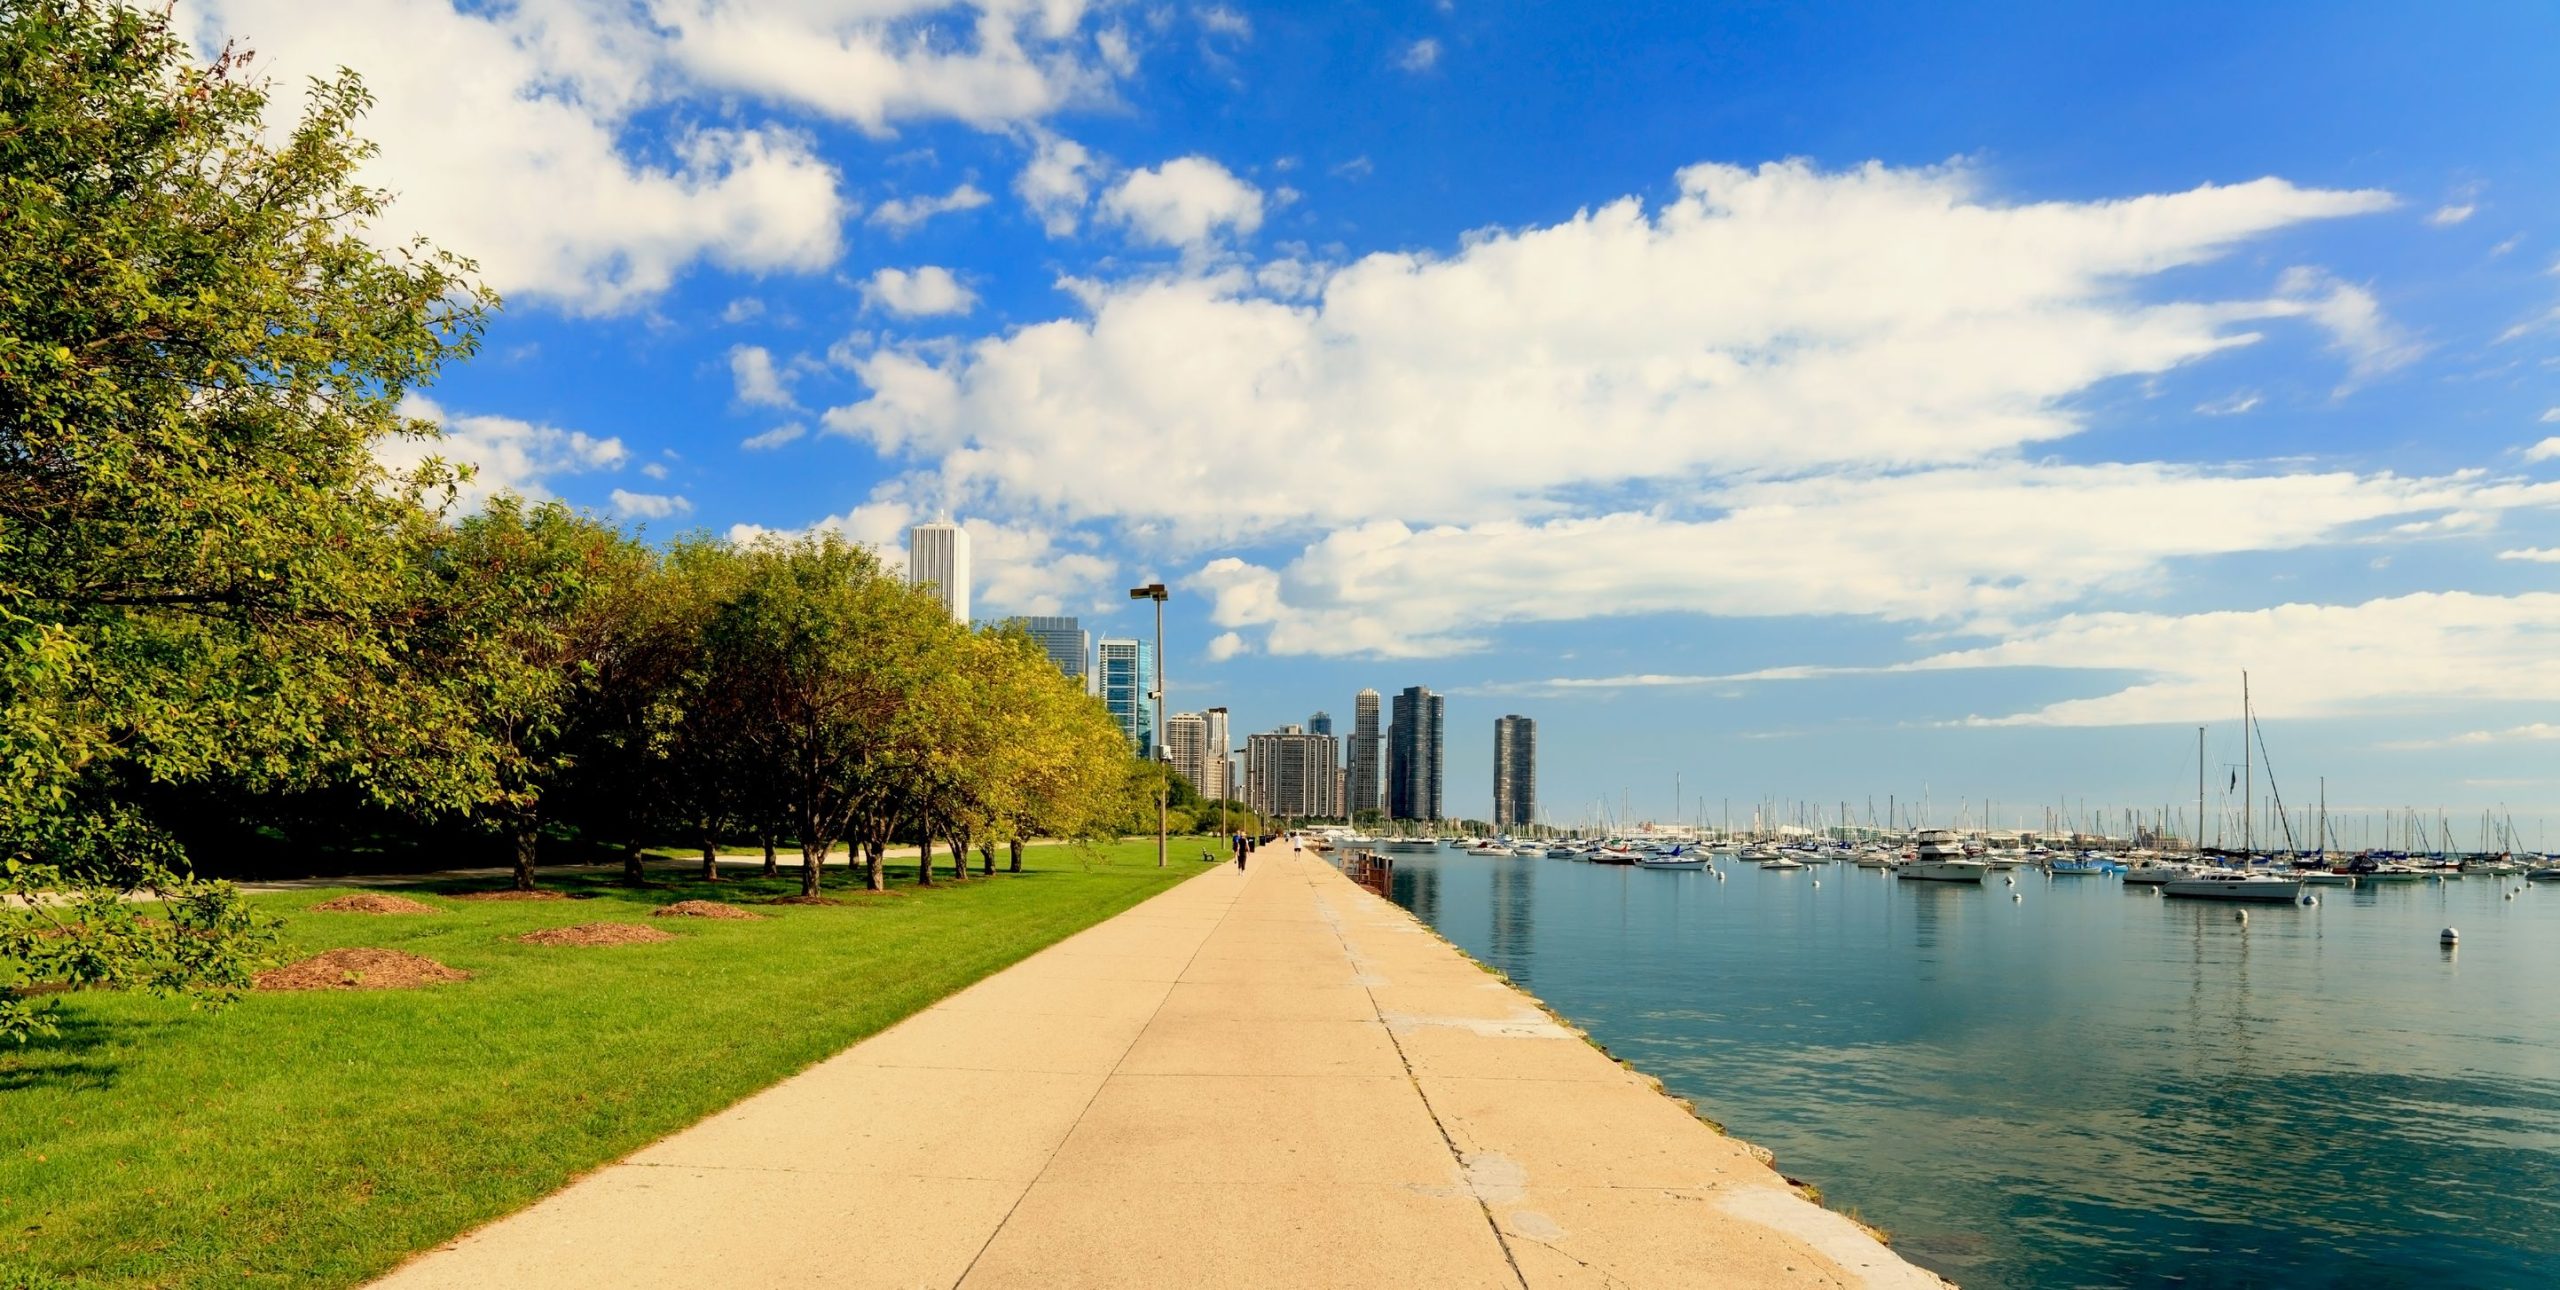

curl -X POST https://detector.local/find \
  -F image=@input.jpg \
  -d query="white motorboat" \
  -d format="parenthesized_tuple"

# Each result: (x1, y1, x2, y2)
(1897, 828, 1987, 883)
(2163, 869, 2304, 902)
(1637, 853, 1708, 870)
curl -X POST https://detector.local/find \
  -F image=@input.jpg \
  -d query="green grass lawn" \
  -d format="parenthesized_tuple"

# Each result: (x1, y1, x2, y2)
(0, 840, 1216, 1289)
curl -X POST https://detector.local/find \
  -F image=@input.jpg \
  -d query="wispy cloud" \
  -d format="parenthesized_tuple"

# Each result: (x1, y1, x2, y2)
(868, 183, 991, 234)
(2382, 722, 2560, 750)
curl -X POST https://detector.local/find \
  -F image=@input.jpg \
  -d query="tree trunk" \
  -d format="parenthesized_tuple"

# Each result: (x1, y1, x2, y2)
(864, 836, 886, 892)
(799, 806, 825, 896)
(621, 839, 646, 886)
(948, 835, 969, 881)
(760, 832, 779, 879)
(978, 841, 996, 877)
(510, 821, 538, 891)
(699, 838, 720, 882)
(1008, 838, 1023, 874)
(916, 831, 935, 887)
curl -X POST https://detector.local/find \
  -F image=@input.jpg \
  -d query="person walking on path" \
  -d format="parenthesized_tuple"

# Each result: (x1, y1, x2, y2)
(1232, 830, 1248, 871)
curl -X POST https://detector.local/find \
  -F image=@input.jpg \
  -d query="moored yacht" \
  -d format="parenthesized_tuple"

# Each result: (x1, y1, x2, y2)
(2162, 868, 2304, 902)
(1897, 828, 1988, 882)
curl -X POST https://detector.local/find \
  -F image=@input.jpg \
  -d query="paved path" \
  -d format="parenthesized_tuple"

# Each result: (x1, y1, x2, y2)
(372, 845, 1941, 1288)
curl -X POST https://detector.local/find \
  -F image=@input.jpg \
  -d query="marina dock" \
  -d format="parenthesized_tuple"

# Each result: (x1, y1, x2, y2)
(369, 843, 1938, 1288)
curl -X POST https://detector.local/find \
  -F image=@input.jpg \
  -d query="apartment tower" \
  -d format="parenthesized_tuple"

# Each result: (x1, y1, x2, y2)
(1387, 685, 1445, 822)
(1493, 715, 1536, 830)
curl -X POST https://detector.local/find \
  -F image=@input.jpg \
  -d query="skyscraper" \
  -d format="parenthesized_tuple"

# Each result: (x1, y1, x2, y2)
(905, 522, 970, 623)
(1494, 715, 1537, 829)
(1011, 615, 1088, 682)
(1246, 725, 1342, 819)
(1096, 637, 1152, 756)
(1307, 710, 1333, 736)
(1165, 712, 1212, 797)
(1388, 685, 1444, 822)
(1202, 707, 1231, 805)
(1349, 689, 1383, 818)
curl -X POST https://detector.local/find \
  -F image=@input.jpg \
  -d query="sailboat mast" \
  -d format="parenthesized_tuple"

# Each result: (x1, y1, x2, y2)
(2196, 726, 2204, 853)
(2242, 671, 2253, 855)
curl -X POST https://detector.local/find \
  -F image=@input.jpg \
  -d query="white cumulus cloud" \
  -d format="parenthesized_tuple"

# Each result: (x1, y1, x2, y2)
(832, 161, 2397, 567)
(727, 344, 797, 408)
(188, 1, 1135, 312)
(1100, 156, 1264, 251)
(1398, 38, 1440, 72)
(862, 266, 979, 317)
(1016, 130, 1102, 236)
(610, 489, 694, 520)
(379, 396, 628, 513)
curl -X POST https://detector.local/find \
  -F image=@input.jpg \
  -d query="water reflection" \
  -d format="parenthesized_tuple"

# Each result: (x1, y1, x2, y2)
(1384, 853, 2560, 1288)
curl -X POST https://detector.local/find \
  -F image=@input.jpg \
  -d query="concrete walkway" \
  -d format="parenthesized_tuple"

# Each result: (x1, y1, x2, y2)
(372, 845, 1941, 1288)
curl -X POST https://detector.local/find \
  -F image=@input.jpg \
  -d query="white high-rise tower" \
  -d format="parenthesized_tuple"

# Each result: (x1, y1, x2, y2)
(906, 522, 970, 623)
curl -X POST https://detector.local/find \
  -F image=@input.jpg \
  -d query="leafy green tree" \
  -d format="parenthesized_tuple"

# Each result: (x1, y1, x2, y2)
(405, 499, 632, 890)
(714, 534, 946, 898)
(1, 2, 489, 1035)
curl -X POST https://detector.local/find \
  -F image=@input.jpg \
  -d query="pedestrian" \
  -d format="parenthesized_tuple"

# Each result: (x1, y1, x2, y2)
(1233, 830, 1247, 871)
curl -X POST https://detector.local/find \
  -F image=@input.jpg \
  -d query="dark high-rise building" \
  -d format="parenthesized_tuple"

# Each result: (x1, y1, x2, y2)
(1387, 685, 1445, 822)
(1246, 726, 1341, 819)
(1494, 715, 1536, 829)
(1307, 710, 1333, 736)
(1009, 616, 1088, 683)
(1348, 689, 1383, 817)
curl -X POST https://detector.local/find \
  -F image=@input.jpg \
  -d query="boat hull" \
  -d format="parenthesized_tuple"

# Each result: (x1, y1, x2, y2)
(2163, 877, 2304, 902)
(1897, 862, 1986, 882)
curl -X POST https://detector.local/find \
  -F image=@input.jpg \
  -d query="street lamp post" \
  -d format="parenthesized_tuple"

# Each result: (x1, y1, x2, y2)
(1128, 582, 1170, 868)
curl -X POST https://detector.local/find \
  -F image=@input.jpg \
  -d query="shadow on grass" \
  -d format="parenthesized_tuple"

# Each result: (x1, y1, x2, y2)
(0, 1006, 152, 1093)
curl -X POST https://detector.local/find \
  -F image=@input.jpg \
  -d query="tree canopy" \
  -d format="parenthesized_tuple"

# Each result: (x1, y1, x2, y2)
(0, 3, 1142, 1041)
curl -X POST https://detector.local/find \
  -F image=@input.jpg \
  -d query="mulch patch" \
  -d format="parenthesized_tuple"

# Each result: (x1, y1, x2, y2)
(254, 948, 471, 992)
(650, 900, 764, 920)
(310, 894, 441, 915)
(451, 890, 574, 902)
(515, 922, 677, 947)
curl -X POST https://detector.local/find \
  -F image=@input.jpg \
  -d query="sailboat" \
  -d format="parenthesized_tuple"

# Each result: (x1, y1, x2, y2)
(2165, 673, 2303, 904)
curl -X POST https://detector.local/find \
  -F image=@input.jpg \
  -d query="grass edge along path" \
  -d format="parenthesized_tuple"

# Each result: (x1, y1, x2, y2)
(0, 840, 1213, 1289)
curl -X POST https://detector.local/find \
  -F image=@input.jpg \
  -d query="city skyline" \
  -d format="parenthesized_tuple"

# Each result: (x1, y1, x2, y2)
(227, 2, 2560, 820)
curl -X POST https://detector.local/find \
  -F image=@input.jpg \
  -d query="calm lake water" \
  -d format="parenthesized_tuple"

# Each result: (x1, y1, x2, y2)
(1380, 850, 2560, 1288)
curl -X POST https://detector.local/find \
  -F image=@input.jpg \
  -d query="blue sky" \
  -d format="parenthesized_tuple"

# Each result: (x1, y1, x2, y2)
(193, 1, 2560, 835)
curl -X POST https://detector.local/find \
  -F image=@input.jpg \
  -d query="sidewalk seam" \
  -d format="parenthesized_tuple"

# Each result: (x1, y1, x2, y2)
(1309, 855, 1535, 1290)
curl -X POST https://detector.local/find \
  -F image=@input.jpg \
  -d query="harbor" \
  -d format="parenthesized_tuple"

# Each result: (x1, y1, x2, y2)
(1359, 837, 2560, 1288)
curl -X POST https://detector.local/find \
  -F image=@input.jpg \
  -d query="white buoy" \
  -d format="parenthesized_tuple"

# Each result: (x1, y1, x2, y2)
(2505, 892, 2515, 901)
(1811, 880, 1821, 888)
(2300, 894, 2318, 906)
(2234, 910, 2249, 923)
(2005, 875, 2016, 887)
(2441, 926, 2460, 944)
(2011, 892, 2022, 902)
